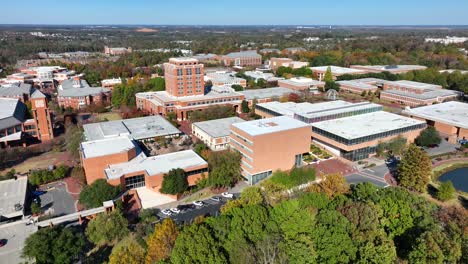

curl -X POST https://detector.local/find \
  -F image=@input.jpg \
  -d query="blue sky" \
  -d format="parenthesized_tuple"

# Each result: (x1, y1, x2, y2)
(2, 0, 468, 25)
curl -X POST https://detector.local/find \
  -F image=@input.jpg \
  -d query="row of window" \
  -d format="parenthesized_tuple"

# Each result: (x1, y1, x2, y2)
(186, 97, 239, 106)
(312, 123, 426, 146)
(176, 68, 202, 76)
(296, 106, 383, 124)
(230, 131, 253, 145)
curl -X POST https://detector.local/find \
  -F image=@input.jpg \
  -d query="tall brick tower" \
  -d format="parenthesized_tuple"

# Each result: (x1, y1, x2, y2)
(30, 90, 54, 141)
(164, 58, 205, 97)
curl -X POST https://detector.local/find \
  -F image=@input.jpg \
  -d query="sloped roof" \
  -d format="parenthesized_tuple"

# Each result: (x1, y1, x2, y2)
(0, 98, 27, 130)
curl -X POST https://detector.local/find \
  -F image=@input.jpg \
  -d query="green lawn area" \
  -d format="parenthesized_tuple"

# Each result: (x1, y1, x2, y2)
(268, 167, 316, 189)
(96, 112, 122, 121)
(0, 151, 73, 174)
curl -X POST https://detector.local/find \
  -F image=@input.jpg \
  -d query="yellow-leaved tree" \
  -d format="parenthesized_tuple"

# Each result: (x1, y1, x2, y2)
(145, 218, 179, 264)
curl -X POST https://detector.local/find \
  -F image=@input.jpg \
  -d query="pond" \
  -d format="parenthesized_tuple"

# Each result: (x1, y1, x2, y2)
(439, 167, 468, 192)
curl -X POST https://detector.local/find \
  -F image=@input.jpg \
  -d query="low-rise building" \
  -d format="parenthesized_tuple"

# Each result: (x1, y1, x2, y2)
(57, 77, 111, 109)
(277, 77, 324, 92)
(403, 101, 468, 144)
(255, 100, 383, 120)
(83, 115, 182, 142)
(221, 51, 262, 67)
(239, 87, 297, 104)
(205, 72, 247, 88)
(269, 58, 309, 70)
(337, 78, 382, 94)
(0, 177, 28, 221)
(311, 111, 426, 160)
(104, 46, 132, 55)
(230, 116, 311, 184)
(380, 80, 459, 106)
(101, 78, 122, 90)
(0, 83, 34, 102)
(350, 65, 427, 74)
(244, 71, 282, 82)
(310, 66, 366, 81)
(192, 117, 245, 150)
(81, 135, 208, 195)
(283, 47, 306, 54)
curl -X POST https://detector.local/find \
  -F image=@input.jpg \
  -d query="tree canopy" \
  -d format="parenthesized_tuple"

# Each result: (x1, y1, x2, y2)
(86, 210, 129, 246)
(207, 150, 242, 188)
(160, 168, 189, 195)
(79, 179, 121, 209)
(415, 126, 442, 147)
(396, 144, 432, 192)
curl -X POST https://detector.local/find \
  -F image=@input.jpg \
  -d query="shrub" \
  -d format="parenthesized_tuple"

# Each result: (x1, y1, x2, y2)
(436, 181, 456, 201)
(269, 167, 316, 188)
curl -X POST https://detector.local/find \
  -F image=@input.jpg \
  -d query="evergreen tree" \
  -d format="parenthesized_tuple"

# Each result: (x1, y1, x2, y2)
(436, 181, 456, 201)
(396, 144, 432, 193)
(160, 168, 188, 195)
(324, 66, 334, 83)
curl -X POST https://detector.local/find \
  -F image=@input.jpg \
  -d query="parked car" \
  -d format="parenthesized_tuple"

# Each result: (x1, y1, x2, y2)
(0, 239, 7, 247)
(210, 196, 221, 202)
(170, 208, 181, 214)
(178, 204, 195, 210)
(161, 209, 172, 216)
(221, 192, 234, 199)
(193, 201, 204, 207)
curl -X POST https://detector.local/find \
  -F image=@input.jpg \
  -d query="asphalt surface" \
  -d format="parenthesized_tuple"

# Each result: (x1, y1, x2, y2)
(0, 220, 38, 264)
(39, 182, 76, 216)
(157, 196, 233, 224)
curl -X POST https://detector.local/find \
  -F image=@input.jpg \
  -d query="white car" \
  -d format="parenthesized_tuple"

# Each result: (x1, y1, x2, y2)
(221, 192, 234, 199)
(161, 209, 172, 216)
(193, 201, 204, 207)
(170, 208, 181, 214)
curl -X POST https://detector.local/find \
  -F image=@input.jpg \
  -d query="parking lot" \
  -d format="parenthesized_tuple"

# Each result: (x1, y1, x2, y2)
(0, 220, 38, 264)
(39, 182, 77, 216)
(156, 195, 235, 224)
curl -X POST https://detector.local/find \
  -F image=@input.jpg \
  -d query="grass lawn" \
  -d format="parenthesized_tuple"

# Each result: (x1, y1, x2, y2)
(0, 151, 74, 174)
(96, 112, 122, 121)
(268, 167, 316, 189)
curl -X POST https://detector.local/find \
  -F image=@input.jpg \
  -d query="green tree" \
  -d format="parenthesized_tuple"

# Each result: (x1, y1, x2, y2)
(23, 226, 85, 264)
(79, 179, 121, 209)
(323, 66, 334, 83)
(231, 84, 244, 91)
(386, 136, 407, 156)
(160, 168, 188, 195)
(207, 150, 241, 188)
(109, 237, 145, 264)
(396, 144, 432, 192)
(436, 181, 456, 201)
(64, 125, 83, 159)
(241, 100, 250, 113)
(86, 210, 129, 246)
(408, 228, 462, 264)
(324, 81, 340, 91)
(415, 126, 442, 147)
(145, 77, 165, 91)
(256, 78, 267, 88)
(171, 223, 228, 264)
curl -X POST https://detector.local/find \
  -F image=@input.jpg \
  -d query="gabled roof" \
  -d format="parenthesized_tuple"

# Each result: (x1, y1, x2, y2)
(30, 89, 46, 99)
(0, 98, 27, 130)
(0, 83, 33, 98)
(58, 79, 110, 98)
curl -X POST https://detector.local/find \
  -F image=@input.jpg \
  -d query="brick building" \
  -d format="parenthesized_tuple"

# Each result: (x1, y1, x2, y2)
(57, 77, 111, 109)
(221, 51, 262, 67)
(192, 117, 245, 151)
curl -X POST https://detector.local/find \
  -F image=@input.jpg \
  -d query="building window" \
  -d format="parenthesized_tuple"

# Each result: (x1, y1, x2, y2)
(186, 69, 192, 75)
(125, 174, 145, 189)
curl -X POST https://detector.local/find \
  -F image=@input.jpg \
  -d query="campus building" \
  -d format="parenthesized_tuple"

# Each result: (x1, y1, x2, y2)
(310, 66, 366, 81)
(0, 90, 54, 147)
(255, 100, 383, 121)
(205, 71, 247, 88)
(336, 78, 384, 94)
(350, 65, 427, 74)
(229, 116, 311, 184)
(0, 177, 28, 221)
(269, 58, 309, 70)
(104, 46, 132, 55)
(83, 115, 182, 142)
(81, 136, 208, 194)
(311, 111, 426, 160)
(101, 78, 122, 90)
(81, 116, 207, 195)
(403, 101, 468, 144)
(239, 87, 297, 105)
(164, 57, 205, 97)
(277, 77, 325, 92)
(192, 117, 245, 150)
(221, 51, 262, 67)
(57, 77, 111, 109)
(380, 80, 459, 106)
(0, 83, 34, 102)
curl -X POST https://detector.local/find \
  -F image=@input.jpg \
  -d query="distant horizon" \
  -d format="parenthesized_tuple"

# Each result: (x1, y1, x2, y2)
(1, 24, 468, 27)
(2, 0, 468, 25)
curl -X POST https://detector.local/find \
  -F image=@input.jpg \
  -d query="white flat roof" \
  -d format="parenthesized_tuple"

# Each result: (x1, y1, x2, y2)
(351, 65, 427, 72)
(80, 136, 137, 159)
(193, 117, 245, 138)
(279, 77, 324, 86)
(337, 80, 378, 90)
(83, 115, 181, 141)
(403, 101, 468, 129)
(232, 116, 310, 136)
(387, 80, 442, 90)
(104, 150, 207, 180)
(240, 87, 296, 100)
(313, 111, 425, 140)
(257, 100, 383, 119)
(0, 177, 27, 218)
(310, 66, 365, 75)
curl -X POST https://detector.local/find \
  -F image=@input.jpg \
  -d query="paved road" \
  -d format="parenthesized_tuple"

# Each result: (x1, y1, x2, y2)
(346, 164, 390, 188)
(425, 140, 458, 157)
(0, 220, 38, 264)
(40, 182, 76, 216)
